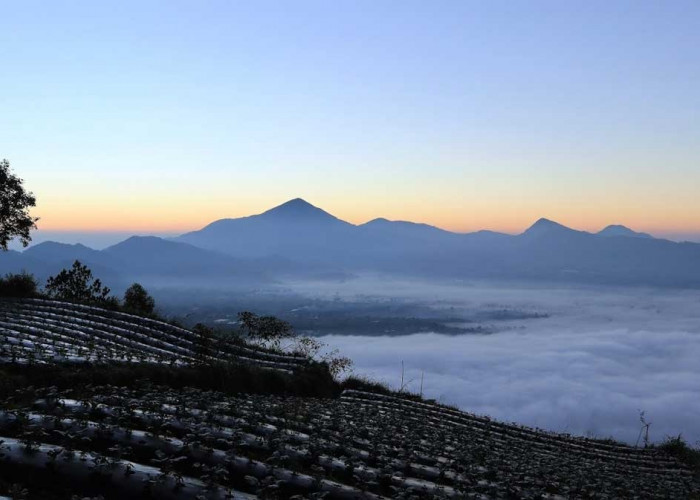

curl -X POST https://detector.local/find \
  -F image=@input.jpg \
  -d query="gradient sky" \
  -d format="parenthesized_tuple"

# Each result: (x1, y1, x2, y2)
(2, 1, 699, 241)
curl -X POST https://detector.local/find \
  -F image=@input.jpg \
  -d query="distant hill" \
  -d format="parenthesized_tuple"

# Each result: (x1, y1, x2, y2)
(598, 224, 654, 239)
(23, 241, 103, 264)
(0, 237, 272, 291)
(4, 198, 700, 288)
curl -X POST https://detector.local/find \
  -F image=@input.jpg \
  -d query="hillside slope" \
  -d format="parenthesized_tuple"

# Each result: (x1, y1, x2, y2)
(0, 299, 698, 498)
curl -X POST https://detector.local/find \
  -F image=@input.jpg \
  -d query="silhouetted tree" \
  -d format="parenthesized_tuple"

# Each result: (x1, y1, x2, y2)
(0, 272, 39, 298)
(123, 283, 155, 315)
(45, 260, 111, 304)
(0, 159, 39, 250)
(238, 311, 294, 349)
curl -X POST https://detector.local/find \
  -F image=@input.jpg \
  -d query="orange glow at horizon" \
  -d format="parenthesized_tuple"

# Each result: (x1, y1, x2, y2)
(32, 198, 700, 237)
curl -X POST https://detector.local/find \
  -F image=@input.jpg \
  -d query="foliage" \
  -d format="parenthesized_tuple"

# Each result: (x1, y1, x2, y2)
(0, 272, 39, 298)
(324, 351, 354, 378)
(237, 311, 295, 348)
(236, 312, 353, 377)
(658, 435, 700, 475)
(0, 159, 39, 250)
(45, 260, 112, 304)
(291, 336, 353, 378)
(123, 283, 155, 315)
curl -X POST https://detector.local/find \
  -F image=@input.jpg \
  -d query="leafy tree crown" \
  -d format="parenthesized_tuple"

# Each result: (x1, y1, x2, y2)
(45, 260, 111, 304)
(0, 159, 39, 250)
(124, 283, 156, 315)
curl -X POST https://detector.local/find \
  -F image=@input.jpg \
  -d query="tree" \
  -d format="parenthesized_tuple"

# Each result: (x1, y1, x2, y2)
(45, 260, 112, 304)
(237, 311, 295, 349)
(0, 159, 39, 250)
(123, 283, 155, 315)
(292, 336, 353, 378)
(0, 272, 39, 298)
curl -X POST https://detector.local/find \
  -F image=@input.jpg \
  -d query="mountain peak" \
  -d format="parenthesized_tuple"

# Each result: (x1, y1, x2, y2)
(524, 218, 569, 233)
(277, 197, 313, 208)
(23, 241, 99, 257)
(261, 198, 344, 223)
(598, 224, 653, 239)
(364, 218, 390, 225)
(521, 218, 582, 238)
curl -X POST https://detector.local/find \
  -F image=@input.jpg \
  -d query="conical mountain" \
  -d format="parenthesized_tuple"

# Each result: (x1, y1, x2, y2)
(177, 198, 355, 260)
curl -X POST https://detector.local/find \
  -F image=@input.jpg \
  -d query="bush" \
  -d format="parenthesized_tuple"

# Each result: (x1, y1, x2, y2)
(123, 283, 155, 316)
(658, 435, 700, 475)
(0, 272, 39, 298)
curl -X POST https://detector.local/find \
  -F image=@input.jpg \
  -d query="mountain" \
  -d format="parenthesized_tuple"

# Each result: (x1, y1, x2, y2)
(0, 237, 273, 291)
(0, 250, 44, 275)
(175, 199, 700, 287)
(104, 236, 239, 275)
(598, 224, 653, 239)
(4, 198, 700, 288)
(23, 241, 105, 265)
(359, 218, 456, 239)
(178, 198, 357, 263)
(521, 218, 586, 239)
(259, 197, 346, 222)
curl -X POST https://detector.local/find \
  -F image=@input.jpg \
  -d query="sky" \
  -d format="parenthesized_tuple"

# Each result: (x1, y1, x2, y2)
(2, 1, 699, 241)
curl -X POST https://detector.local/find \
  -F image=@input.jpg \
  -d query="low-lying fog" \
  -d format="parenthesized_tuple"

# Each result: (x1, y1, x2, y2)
(284, 277, 700, 445)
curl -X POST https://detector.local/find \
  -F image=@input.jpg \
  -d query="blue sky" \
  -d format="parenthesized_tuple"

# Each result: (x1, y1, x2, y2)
(2, 0, 699, 244)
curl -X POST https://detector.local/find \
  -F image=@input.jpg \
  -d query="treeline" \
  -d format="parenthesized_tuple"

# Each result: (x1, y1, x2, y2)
(0, 260, 155, 316)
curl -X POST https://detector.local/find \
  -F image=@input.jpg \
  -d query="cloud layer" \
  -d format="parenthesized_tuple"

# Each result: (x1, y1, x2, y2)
(313, 280, 700, 445)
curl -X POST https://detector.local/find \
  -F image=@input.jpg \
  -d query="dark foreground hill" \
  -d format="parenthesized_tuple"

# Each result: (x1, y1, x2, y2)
(0, 299, 698, 498)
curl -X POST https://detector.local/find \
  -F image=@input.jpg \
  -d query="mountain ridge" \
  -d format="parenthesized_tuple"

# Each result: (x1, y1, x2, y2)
(5, 198, 700, 288)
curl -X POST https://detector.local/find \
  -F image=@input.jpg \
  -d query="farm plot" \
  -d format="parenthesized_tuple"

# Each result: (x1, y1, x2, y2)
(0, 385, 696, 499)
(0, 298, 306, 372)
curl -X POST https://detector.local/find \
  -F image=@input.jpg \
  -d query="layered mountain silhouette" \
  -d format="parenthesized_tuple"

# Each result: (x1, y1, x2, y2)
(0, 237, 275, 291)
(4, 198, 700, 288)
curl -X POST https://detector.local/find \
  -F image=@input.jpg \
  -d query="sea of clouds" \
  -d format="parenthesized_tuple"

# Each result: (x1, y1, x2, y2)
(293, 277, 700, 445)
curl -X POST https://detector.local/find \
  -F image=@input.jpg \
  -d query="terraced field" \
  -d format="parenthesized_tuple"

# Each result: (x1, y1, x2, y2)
(0, 298, 306, 372)
(0, 298, 698, 498)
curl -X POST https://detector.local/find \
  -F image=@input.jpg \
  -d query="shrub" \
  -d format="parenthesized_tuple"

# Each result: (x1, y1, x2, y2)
(0, 272, 39, 298)
(658, 435, 700, 475)
(291, 337, 353, 378)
